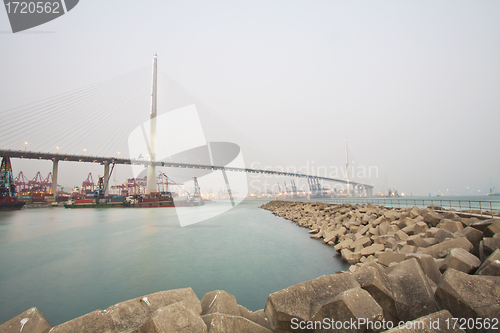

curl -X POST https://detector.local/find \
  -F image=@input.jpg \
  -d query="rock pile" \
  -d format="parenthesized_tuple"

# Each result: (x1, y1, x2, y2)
(260, 200, 500, 332)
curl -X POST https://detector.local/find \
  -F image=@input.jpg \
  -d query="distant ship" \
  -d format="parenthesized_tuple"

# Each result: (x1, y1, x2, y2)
(0, 156, 25, 210)
(488, 188, 500, 196)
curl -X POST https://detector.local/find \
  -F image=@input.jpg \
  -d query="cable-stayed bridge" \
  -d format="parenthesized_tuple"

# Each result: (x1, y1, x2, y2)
(0, 56, 374, 197)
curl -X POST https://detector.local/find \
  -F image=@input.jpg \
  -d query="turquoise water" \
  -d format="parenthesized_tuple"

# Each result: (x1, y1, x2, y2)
(0, 200, 348, 326)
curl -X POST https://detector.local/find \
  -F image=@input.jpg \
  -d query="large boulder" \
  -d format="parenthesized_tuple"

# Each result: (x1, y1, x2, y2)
(201, 313, 271, 333)
(264, 274, 359, 332)
(0, 308, 51, 333)
(417, 237, 473, 258)
(383, 310, 465, 332)
(476, 249, 500, 276)
(439, 248, 481, 274)
(311, 287, 383, 333)
(131, 302, 207, 333)
(435, 269, 500, 322)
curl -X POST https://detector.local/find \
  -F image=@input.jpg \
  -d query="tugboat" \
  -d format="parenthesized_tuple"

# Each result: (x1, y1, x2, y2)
(0, 156, 25, 210)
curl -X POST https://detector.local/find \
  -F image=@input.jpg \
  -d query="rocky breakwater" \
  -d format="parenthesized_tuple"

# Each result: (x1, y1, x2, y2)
(259, 200, 500, 332)
(2, 201, 499, 333)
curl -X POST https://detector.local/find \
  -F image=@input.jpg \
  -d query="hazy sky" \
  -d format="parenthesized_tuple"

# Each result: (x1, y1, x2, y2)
(1, 0, 499, 196)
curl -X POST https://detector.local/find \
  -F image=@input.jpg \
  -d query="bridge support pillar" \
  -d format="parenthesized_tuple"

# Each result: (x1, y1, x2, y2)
(366, 186, 373, 197)
(103, 162, 110, 197)
(51, 158, 59, 196)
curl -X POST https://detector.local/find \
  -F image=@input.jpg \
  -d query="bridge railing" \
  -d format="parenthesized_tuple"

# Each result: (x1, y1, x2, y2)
(298, 197, 500, 219)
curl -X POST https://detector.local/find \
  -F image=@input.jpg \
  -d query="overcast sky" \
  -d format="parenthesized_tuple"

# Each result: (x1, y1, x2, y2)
(1, 0, 499, 196)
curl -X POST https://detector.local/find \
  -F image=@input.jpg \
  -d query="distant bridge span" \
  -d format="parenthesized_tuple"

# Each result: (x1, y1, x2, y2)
(0, 149, 374, 195)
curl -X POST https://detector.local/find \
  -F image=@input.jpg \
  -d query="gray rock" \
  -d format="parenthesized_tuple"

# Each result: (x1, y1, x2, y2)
(131, 302, 207, 333)
(0, 308, 51, 333)
(264, 273, 360, 332)
(201, 290, 239, 317)
(311, 287, 383, 332)
(417, 237, 473, 258)
(383, 310, 465, 332)
(476, 249, 500, 276)
(439, 248, 481, 274)
(484, 220, 500, 238)
(201, 313, 271, 333)
(435, 269, 500, 323)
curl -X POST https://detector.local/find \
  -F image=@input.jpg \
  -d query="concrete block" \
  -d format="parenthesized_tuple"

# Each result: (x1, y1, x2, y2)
(399, 245, 417, 254)
(395, 230, 409, 242)
(476, 249, 500, 276)
(470, 219, 496, 232)
(435, 269, 500, 320)
(484, 220, 500, 238)
(0, 308, 51, 333)
(437, 219, 464, 233)
(383, 310, 465, 332)
(264, 273, 360, 331)
(386, 258, 440, 322)
(132, 302, 207, 333)
(454, 227, 483, 257)
(201, 313, 271, 333)
(377, 252, 407, 267)
(413, 222, 429, 235)
(311, 287, 383, 332)
(434, 229, 455, 243)
(482, 237, 500, 256)
(417, 237, 473, 258)
(405, 253, 442, 285)
(424, 211, 443, 227)
(425, 228, 439, 238)
(406, 235, 428, 248)
(439, 248, 481, 274)
(201, 290, 239, 317)
(360, 244, 385, 256)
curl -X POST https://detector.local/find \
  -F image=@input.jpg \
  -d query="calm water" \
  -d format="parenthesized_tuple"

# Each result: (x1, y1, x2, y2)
(0, 200, 349, 326)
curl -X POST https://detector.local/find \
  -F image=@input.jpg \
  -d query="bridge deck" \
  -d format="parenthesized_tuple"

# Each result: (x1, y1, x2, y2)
(0, 149, 373, 188)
